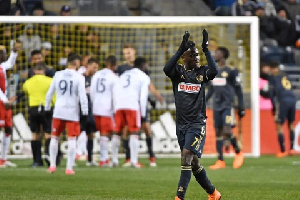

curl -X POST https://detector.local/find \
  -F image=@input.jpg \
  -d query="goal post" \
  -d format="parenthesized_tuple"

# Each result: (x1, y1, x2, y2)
(0, 16, 260, 158)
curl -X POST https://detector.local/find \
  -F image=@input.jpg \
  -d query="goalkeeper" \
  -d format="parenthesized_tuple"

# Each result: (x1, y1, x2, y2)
(164, 30, 221, 200)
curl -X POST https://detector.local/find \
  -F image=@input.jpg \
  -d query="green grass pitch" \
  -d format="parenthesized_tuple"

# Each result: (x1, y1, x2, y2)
(0, 156, 299, 199)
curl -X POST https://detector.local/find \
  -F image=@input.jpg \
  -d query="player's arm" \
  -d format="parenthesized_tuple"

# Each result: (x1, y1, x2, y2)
(1, 41, 21, 71)
(163, 31, 191, 79)
(140, 77, 150, 120)
(233, 69, 245, 118)
(90, 75, 96, 104)
(202, 29, 218, 81)
(45, 75, 56, 111)
(149, 82, 164, 104)
(78, 76, 88, 116)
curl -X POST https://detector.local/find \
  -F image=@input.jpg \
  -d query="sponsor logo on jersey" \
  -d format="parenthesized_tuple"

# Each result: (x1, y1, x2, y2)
(178, 82, 201, 93)
(212, 77, 226, 86)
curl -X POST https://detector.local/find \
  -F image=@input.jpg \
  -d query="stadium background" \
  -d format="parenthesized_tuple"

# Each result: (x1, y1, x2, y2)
(0, 0, 299, 157)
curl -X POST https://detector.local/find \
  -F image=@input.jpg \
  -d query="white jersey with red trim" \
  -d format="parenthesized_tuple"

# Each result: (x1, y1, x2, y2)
(90, 68, 118, 117)
(45, 68, 88, 121)
(114, 68, 150, 118)
(0, 51, 18, 94)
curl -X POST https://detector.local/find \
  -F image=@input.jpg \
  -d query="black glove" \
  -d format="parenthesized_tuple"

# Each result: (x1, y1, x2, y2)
(201, 29, 209, 52)
(178, 31, 190, 54)
(45, 110, 52, 119)
(238, 107, 245, 118)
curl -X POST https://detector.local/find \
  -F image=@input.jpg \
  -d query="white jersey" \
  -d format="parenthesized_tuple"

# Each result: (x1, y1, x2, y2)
(0, 51, 18, 93)
(114, 68, 150, 118)
(90, 68, 118, 117)
(45, 68, 88, 121)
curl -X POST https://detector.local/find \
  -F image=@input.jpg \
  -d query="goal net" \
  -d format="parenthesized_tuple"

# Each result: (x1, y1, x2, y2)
(0, 17, 259, 158)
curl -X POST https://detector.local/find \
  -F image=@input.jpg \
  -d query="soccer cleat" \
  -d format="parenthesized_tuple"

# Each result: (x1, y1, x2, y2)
(233, 151, 244, 169)
(276, 152, 288, 158)
(31, 162, 43, 168)
(208, 189, 221, 200)
(131, 162, 144, 168)
(86, 161, 98, 166)
(99, 159, 112, 167)
(174, 196, 182, 200)
(0, 160, 6, 168)
(210, 160, 226, 170)
(122, 159, 131, 167)
(4, 160, 17, 167)
(47, 166, 56, 173)
(149, 157, 157, 167)
(65, 169, 75, 175)
(288, 149, 300, 156)
(75, 154, 81, 161)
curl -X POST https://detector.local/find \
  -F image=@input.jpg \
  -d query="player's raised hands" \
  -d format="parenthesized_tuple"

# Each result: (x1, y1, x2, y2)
(201, 29, 209, 52)
(179, 31, 191, 54)
(13, 40, 22, 52)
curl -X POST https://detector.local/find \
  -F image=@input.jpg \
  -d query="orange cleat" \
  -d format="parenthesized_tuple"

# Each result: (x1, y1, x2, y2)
(174, 196, 182, 200)
(233, 151, 244, 169)
(0, 160, 6, 168)
(276, 152, 288, 158)
(210, 160, 226, 170)
(99, 159, 112, 167)
(149, 157, 157, 167)
(288, 149, 300, 156)
(65, 169, 75, 175)
(122, 159, 131, 167)
(75, 154, 81, 160)
(47, 166, 56, 173)
(208, 189, 221, 200)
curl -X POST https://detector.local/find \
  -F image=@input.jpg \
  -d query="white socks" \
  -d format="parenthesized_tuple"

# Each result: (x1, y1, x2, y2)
(1, 133, 11, 160)
(111, 135, 120, 165)
(100, 136, 109, 162)
(49, 135, 59, 167)
(129, 135, 139, 165)
(76, 131, 87, 156)
(67, 137, 76, 170)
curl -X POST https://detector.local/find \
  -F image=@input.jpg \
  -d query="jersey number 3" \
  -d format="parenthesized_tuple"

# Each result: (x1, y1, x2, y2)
(59, 80, 73, 95)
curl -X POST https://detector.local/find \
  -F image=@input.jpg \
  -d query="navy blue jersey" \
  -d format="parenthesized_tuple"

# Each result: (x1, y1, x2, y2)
(83, 74, 92, 113)
(164, 51, 218, 125)
(206, 66, 244, 111)
(269, 72, 295, 103)
(116, 64, 132, 76)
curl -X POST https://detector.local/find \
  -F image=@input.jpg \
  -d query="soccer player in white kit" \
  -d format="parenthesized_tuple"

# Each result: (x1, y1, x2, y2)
(45, 53, 88, 175)
(90, 55, 118, 167)
(113, 57, 150, 168)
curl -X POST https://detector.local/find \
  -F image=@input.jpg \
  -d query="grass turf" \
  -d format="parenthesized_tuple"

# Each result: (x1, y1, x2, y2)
(0, 156, 299, 200)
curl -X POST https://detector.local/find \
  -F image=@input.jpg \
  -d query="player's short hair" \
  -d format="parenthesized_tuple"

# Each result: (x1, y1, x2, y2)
(122, 43, 136, 50)
(67, 53, 81, 63)
(269, 60, 279, 68)
(106, 55, 117, 66)
(217, 46, 230, 59)
(87, 57, 99, 65)
(134, 57, 147, 69)
(31, 50, 42, 57)
(33, 62, 46, 70)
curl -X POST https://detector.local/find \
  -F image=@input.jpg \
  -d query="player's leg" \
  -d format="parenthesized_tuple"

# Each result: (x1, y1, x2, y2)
(42, 107, 52, 167)
(48, 118, 64, 173)
(65, 121, 81, 175)
(112, 110, 125, 167)
(210, 109, 226, 170)
(85, 115, 97, 166)
(275, 102, 287, 157)
(127, 110, 142, 168)
(122, 126, 131, 166)
(76, 114, 88, 160)
(142, 121, 156, 167)
(287, 100, 296, 155)
(191, 155, 221, 199)
(96, 116, 113, 167)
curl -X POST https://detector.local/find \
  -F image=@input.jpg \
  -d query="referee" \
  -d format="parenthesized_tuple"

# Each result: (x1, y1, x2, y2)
(20, 62, 55, 167)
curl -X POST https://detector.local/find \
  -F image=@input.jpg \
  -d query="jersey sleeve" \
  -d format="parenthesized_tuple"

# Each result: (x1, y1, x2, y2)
(232, 69, 245, 109)
(203, 51, 218, 82)
(140, 76, 150, 118)
(78, 75, 89, 115)
(1, 51, 18, 71)
(45, 75, 56, 111)
(163, 51, 181, 80)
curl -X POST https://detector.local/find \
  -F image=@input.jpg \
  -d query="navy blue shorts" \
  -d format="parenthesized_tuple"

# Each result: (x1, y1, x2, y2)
(213, 108, 232, 128)
(80, 114, 96, 135)
(176, 124, 206, 158)
(275, 99, 296, 124)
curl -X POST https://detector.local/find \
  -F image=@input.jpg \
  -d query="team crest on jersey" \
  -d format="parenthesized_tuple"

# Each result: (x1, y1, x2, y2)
(196, 75, 203, 82)
(221, 71, 228, 78)
(178, 82, 201, 93)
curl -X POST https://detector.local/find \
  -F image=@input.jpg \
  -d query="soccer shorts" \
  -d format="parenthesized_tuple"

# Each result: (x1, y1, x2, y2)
(213, 108, 232, 128)
(51, 118, 80, 137)
(275, 99, 296, 124)
(176, 124, 206, 158)
(29, 106, 52, 133)
(94, 115, 114, 136)
(114, 109, 140, 133)
(0, 101, 12, 128)
(80, 114, 96, 135)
